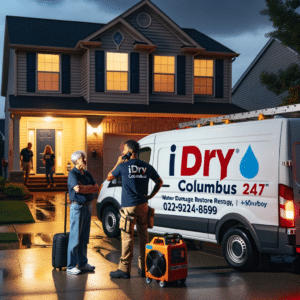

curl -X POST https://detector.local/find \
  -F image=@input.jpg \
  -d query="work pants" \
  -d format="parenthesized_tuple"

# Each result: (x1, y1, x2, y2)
(67, 202, 92, 269)
(22, 162, 31, 185)
(118, 202, 148, 273)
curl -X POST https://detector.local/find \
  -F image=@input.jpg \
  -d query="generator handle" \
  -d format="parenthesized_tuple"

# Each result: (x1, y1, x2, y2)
(163, 233, 183, 245)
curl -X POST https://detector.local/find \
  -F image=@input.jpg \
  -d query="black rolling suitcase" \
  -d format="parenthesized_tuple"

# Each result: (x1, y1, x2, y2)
(52, 191, 69, 270)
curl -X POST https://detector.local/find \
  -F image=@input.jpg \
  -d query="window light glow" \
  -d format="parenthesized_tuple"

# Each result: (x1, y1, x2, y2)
(37, 54, 60, 91)
(45, 117, 53, 122)
(154, 56, 175, 93)
(106, 52, 128, 91)
(194, 59, 214, 95)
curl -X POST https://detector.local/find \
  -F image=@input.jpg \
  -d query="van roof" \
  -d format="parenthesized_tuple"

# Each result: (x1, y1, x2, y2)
(140, 118, 289, 146)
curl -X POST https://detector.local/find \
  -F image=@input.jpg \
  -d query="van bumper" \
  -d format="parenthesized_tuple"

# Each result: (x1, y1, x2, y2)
(253, 224, 296, 256)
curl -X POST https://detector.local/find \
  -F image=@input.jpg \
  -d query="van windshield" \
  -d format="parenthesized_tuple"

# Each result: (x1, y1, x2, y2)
(138, 147, 151, 163)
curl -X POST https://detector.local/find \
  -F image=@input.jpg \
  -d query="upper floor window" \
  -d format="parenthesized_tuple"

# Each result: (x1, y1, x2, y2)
(194, 59, 214, 95)
(106, 52, 128, 92)
(154, 56, 175, 93)
(37, 54, 60, 91)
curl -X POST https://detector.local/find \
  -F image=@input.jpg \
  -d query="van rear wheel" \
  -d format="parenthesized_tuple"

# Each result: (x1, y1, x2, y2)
(222, 227, 258, 271)
(102, 206, 120, 238)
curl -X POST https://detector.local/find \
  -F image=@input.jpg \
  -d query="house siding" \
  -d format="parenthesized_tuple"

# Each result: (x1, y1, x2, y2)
(89, 24, 148, 104)
(232, 39, 300, 111)
(17, 51, 82, 97)
(126, 7, 194, 103)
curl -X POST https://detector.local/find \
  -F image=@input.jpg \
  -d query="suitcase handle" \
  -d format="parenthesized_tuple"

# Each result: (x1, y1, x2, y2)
(64, 191, 68, 234)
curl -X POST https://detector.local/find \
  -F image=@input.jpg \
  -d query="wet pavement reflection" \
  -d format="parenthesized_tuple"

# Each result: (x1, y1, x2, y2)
(1, 192, 300, 299)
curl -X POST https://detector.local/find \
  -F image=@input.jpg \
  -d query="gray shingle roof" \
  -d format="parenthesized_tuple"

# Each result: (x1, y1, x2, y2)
(6, 16, 236, 53)
(6, 16, 105, 48)
(9, 95, 245, 115)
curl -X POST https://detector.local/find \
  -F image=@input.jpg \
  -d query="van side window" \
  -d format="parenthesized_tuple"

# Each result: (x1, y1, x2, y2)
(108, 176, 122, 187)
(138, 147, 151, 163)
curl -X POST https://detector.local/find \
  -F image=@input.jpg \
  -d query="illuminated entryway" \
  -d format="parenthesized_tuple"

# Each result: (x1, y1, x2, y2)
(20, 116, 86, 175)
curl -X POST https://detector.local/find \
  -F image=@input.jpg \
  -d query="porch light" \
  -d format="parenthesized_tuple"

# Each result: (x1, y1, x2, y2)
(45, 117, 53, 122)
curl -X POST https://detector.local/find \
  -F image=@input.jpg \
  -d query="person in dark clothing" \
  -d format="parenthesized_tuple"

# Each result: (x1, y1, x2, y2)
(20, 142, 33, 186)
(67, 150, 99, 275)
(43, 145, 55, 188)
(107, 140, 163, 279)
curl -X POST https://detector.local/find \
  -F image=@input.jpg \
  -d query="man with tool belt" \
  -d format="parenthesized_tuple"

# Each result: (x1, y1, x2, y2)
(107, 140, 163, 279)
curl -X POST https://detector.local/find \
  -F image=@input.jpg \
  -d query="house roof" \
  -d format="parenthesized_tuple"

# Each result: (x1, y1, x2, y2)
(232, 37, 300, 94)
(5, 15, 236, 54)
(6, 16, 105, 48)
(182, 29, 236, 54)
(9, 95, 245, 117)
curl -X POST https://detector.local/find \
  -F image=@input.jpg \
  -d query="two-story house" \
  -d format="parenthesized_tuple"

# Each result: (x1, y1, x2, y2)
(1, 0, 242, 184)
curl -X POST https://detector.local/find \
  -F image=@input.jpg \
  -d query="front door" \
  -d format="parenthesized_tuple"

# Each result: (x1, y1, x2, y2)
(36, 129, 55, 174)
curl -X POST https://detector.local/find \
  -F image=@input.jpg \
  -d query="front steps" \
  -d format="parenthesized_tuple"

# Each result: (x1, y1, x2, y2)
(27, 175, 68, 192)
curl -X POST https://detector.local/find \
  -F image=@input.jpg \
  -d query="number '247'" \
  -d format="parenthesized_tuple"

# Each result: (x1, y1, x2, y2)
(243, 183, 265, 196)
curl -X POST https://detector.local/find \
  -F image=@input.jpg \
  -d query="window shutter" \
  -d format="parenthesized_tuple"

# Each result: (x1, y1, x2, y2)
(95, 50, 105, 92)
(62, 55, 70, 94)
(177, 55, 186, 95)
(27, 52, 36, 93)
(130, 52, 139, 93)
(215, 59, 224, 98)
(149, 54, 153, 94)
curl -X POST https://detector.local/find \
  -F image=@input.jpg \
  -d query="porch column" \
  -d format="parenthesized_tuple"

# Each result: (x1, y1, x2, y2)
(9, 115, 24, 183)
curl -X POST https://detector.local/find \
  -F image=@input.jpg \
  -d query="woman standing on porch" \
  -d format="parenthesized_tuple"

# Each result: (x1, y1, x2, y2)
(43, 145, 55, 188)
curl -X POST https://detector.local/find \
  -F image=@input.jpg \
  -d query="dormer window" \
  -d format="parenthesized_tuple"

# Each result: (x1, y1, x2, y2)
(106, 52, 128, 92)
(194, 59, 214, 95)
(37, 54, 60, 91)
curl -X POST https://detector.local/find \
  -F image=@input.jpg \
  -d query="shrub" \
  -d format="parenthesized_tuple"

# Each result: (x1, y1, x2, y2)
(0, 176, 7, 189)
(3, 183, 32, 199)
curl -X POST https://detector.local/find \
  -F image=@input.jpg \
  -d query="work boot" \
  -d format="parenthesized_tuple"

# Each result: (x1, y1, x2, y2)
(109, 269, 130, 279)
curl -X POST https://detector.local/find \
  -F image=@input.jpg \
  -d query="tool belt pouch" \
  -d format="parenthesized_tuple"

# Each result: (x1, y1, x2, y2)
(119, 209, 134, 233)
(147, 206, 155, 229)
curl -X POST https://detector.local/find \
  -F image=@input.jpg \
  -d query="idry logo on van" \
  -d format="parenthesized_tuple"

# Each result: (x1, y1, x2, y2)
(169, 144, 259, 180)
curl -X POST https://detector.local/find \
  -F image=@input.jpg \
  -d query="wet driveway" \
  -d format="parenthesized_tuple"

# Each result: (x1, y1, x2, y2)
(0, 192, 300, 299)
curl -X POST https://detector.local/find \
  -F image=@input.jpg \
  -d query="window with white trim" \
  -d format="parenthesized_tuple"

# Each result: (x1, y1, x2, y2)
(154, 55, 175, 93)
(106, 52, 128, 92)
(194, 59, 214, 95)
(37, 54, 60, 91)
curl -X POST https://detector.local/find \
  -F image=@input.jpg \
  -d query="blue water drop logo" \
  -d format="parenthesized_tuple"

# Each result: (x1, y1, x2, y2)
(239, 145, 259, 179)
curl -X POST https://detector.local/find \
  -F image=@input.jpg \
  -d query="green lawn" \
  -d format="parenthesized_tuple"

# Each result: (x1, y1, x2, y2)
(0, 232, 18, 242)
(0, 201, 35, 224)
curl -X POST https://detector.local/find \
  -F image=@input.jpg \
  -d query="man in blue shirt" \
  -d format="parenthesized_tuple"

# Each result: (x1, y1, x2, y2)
(107, 140, 163, 279)
(67, 150, 99, 275)
(20, 142, 33, 186)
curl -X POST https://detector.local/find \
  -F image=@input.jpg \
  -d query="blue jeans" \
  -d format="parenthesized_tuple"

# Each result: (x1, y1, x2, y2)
(67, 202, 92, 269)
(45, 165, 54, 184)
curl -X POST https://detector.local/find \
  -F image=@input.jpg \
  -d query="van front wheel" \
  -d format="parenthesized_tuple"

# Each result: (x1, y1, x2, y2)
(222, 227, 258, 271)
(102, 206, 120, 238)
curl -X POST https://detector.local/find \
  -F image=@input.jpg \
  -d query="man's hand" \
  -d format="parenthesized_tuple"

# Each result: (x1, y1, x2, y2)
(74, 185, 80, 193)
(145, 178, 163, 200)
(107, 156, 124, 181)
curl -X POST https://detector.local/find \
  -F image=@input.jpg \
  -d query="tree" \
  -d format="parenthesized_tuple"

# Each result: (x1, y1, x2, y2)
(260, 0, 300, 105)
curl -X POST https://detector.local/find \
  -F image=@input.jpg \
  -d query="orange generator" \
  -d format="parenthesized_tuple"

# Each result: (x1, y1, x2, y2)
(145, 234, 188, 287)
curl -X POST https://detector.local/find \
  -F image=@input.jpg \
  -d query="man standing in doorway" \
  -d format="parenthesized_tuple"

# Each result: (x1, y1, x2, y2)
(107, 140, 163, 279)
(20, 142, 33, 186)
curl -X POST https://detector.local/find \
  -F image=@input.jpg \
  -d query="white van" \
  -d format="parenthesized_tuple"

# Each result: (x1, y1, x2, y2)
(97, 108, 300, 271)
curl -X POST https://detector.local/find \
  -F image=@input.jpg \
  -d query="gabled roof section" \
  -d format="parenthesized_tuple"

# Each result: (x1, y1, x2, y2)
(6, 16, 105, 48)
(121, 0, 203, 50)
(84, 16, 155, 46)
(232, 38, 299, 94)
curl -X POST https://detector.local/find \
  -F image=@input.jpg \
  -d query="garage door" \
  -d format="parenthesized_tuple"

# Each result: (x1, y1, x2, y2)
(103, 134, 146, 180)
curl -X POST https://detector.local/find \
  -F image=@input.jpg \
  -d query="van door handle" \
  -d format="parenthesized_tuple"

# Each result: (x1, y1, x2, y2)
(162, 184, 170, 187)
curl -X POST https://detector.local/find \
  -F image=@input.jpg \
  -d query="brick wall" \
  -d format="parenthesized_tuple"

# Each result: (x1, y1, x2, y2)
(86, 115, 194, 184)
